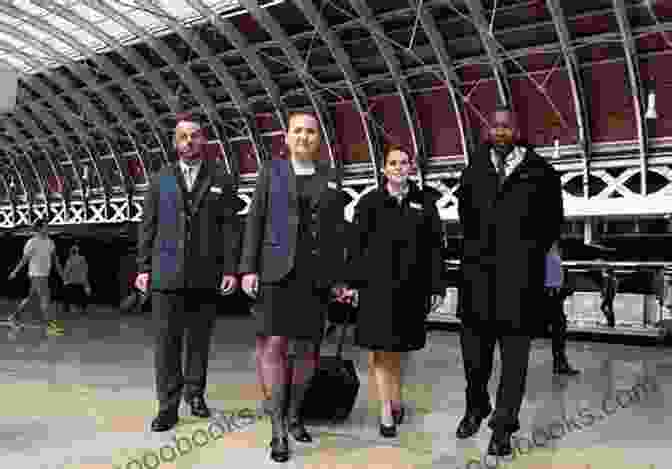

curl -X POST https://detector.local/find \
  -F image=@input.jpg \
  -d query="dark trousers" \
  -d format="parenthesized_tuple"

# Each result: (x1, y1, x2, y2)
(547, 288, 569, 360)
(459, 324, 532, 433)
(153, 290, 216, 412)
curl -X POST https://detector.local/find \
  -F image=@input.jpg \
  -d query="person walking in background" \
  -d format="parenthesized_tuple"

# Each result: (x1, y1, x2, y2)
(599, 263, 617, 328)
(7, 218, 65, 335)
(455, 105, 564, 457)
(62, 244, 91, 315)
(136, 113, 241, 432)
(345, 143, 444, 438)
(239, 110, 350, 463)
(545, 241, 580, 376)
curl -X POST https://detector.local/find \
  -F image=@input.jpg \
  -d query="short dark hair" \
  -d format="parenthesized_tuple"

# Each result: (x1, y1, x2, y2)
(382, 142, 410, 166)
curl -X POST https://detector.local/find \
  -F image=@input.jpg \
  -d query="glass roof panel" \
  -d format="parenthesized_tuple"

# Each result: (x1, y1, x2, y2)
(71, 4, 107, 23)
(0, 0, 242, 73)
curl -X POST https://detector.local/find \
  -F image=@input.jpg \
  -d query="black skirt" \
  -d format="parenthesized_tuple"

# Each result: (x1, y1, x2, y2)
(252, 267, 326, 341)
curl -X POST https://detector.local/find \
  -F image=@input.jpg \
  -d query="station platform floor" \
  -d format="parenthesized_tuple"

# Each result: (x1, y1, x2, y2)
(0, 299, 671, 469)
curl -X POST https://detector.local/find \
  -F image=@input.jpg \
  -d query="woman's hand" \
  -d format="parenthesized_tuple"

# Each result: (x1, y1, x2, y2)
(242, 273, 259, 298)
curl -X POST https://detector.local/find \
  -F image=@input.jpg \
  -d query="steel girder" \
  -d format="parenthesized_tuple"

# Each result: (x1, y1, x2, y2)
(546, 0, 592, 200)
(464, 0, 512, 107)
(187, 0, 289, 132)
(290, 0, 381, 180)
(346, 0, 428, 183)
(408, 0, 473, 162)
(2, 122, 48, 200)
(31, 0, 177, 163)
(139, 0, 266, 173)
(0, 2, 164, 184)
(613, 0, 648, 196)
(88, 0, 234, 163)
(238, 0, 340, 170)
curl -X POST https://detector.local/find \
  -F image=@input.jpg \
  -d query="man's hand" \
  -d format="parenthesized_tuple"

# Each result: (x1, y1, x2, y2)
(219, 275, 238, 295)
(135, 272, 149, 293)
(8, 270, 16, 280)
(242, 273, 258, 298)
(84, 285, 92, 296)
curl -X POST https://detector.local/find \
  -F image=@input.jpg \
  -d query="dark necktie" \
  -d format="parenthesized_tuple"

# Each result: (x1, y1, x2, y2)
(495, 154, 506, 187)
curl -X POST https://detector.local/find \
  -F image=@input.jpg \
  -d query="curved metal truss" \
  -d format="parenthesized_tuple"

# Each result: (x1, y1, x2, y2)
(0, 0, 671, 227)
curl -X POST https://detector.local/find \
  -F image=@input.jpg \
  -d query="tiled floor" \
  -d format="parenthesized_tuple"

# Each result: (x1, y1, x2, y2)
(1, 299, 671, 469)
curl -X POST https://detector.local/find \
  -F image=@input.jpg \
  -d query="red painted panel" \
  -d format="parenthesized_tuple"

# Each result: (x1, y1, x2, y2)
(232, 140, 259, 174)
(415, 88, 463, 158)
(203, 142, 225, 162)
(461, 79, 499, 142)
(641, 57, 672, 139)
(652, 2, 672, 19)
(369, 95, 413, 152)
(585, 63, 637, 142)
(510, 71, 579, 146)
(637, 35, 668, 53)
(262, 134, 287, 159)
(568, 13, 614, 37)
(127, 156, 145, 185)
(516, 53, 564, 74)
(47, 175, 63, 193)
(255, 113, 280, 131)
(333, 101, 370, 164)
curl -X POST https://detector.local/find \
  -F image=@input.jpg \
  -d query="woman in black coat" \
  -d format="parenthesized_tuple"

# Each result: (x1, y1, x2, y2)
(346, 143, 444, 437)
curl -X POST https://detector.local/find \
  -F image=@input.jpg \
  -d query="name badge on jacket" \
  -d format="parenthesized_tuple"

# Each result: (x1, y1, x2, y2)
(410, 202, 423, 211)
(210, 186, 222, 194)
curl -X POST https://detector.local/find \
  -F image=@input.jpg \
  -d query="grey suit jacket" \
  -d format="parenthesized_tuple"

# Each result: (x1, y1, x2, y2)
(239, 158, 348, 287)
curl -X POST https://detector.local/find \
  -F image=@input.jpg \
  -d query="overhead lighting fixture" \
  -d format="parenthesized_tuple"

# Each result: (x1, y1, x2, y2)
(553, 138, 560, 159)
(646, 91, 657, 119)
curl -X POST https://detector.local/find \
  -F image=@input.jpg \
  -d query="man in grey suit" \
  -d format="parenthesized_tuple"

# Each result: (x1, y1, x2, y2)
(136, 113, 242, 432)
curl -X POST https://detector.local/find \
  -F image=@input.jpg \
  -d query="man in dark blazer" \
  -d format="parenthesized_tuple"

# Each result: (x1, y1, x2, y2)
(455, 105, 563, 456)
(136, 113, 242, 432)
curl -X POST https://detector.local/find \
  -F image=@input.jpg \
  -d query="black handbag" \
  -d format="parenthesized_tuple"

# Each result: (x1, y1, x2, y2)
(291, 322, 360, 423)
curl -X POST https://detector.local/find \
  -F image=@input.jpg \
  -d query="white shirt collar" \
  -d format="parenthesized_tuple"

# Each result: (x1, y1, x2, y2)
(291, 158, 316, 176)
(179, 159, 202, 175)
(491, 145, 525, 174)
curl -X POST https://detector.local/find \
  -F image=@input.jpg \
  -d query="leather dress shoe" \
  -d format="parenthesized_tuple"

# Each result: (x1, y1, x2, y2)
(379, 422, 397, 438)
(270, 436, 290, 462)
(187, 396, 211, 418)
(289, 420, 312, 442)
(487, 430, 513, 457)
(151, 410, 178, 432)
(553, 360, 581, 376)
(456, 414, 485, 439)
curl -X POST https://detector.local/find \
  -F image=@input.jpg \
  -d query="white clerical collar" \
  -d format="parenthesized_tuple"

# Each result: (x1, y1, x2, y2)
(291, 158, 316, 176)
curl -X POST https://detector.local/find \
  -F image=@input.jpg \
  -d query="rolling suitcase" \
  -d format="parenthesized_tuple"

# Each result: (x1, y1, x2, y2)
(293, 320, 360, 423)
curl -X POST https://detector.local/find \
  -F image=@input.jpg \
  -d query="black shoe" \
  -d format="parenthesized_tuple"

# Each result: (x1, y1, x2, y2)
(392, 405, 406, 425)
(379, 422, 397, 438)
(456, 413, 485, 439)
(553, 360, 581, 376)
(270, 436, 290, 462)
(487, 430, 513, 457)
(186, 396, 211, 418)
(288, 420, 312, 442)
(151, 410, 178, 432)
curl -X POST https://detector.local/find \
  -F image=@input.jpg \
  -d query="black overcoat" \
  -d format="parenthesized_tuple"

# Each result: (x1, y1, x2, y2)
(137, 160, 242, 291)
(348, 182, 444, 351)
(456, 145, 563, 333)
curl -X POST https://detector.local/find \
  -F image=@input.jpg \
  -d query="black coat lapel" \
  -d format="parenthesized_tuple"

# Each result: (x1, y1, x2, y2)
(287, 159, 297, 210)
(171, 163, 188, 213)
(191, 161, 213, 213)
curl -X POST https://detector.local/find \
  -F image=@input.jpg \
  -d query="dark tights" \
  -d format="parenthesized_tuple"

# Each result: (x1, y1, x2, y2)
(255, 335, 319, 396)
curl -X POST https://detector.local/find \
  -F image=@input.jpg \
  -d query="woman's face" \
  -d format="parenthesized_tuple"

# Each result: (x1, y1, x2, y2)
(383, 149, 412, 185)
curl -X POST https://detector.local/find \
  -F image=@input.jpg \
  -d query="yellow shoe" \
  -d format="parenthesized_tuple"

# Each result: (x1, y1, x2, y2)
(46, 321, 64, 336)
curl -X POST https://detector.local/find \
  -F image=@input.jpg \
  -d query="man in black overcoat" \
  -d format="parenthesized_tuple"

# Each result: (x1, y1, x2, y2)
(136, 113, 242, 432)
(455, 105, 564, 456)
